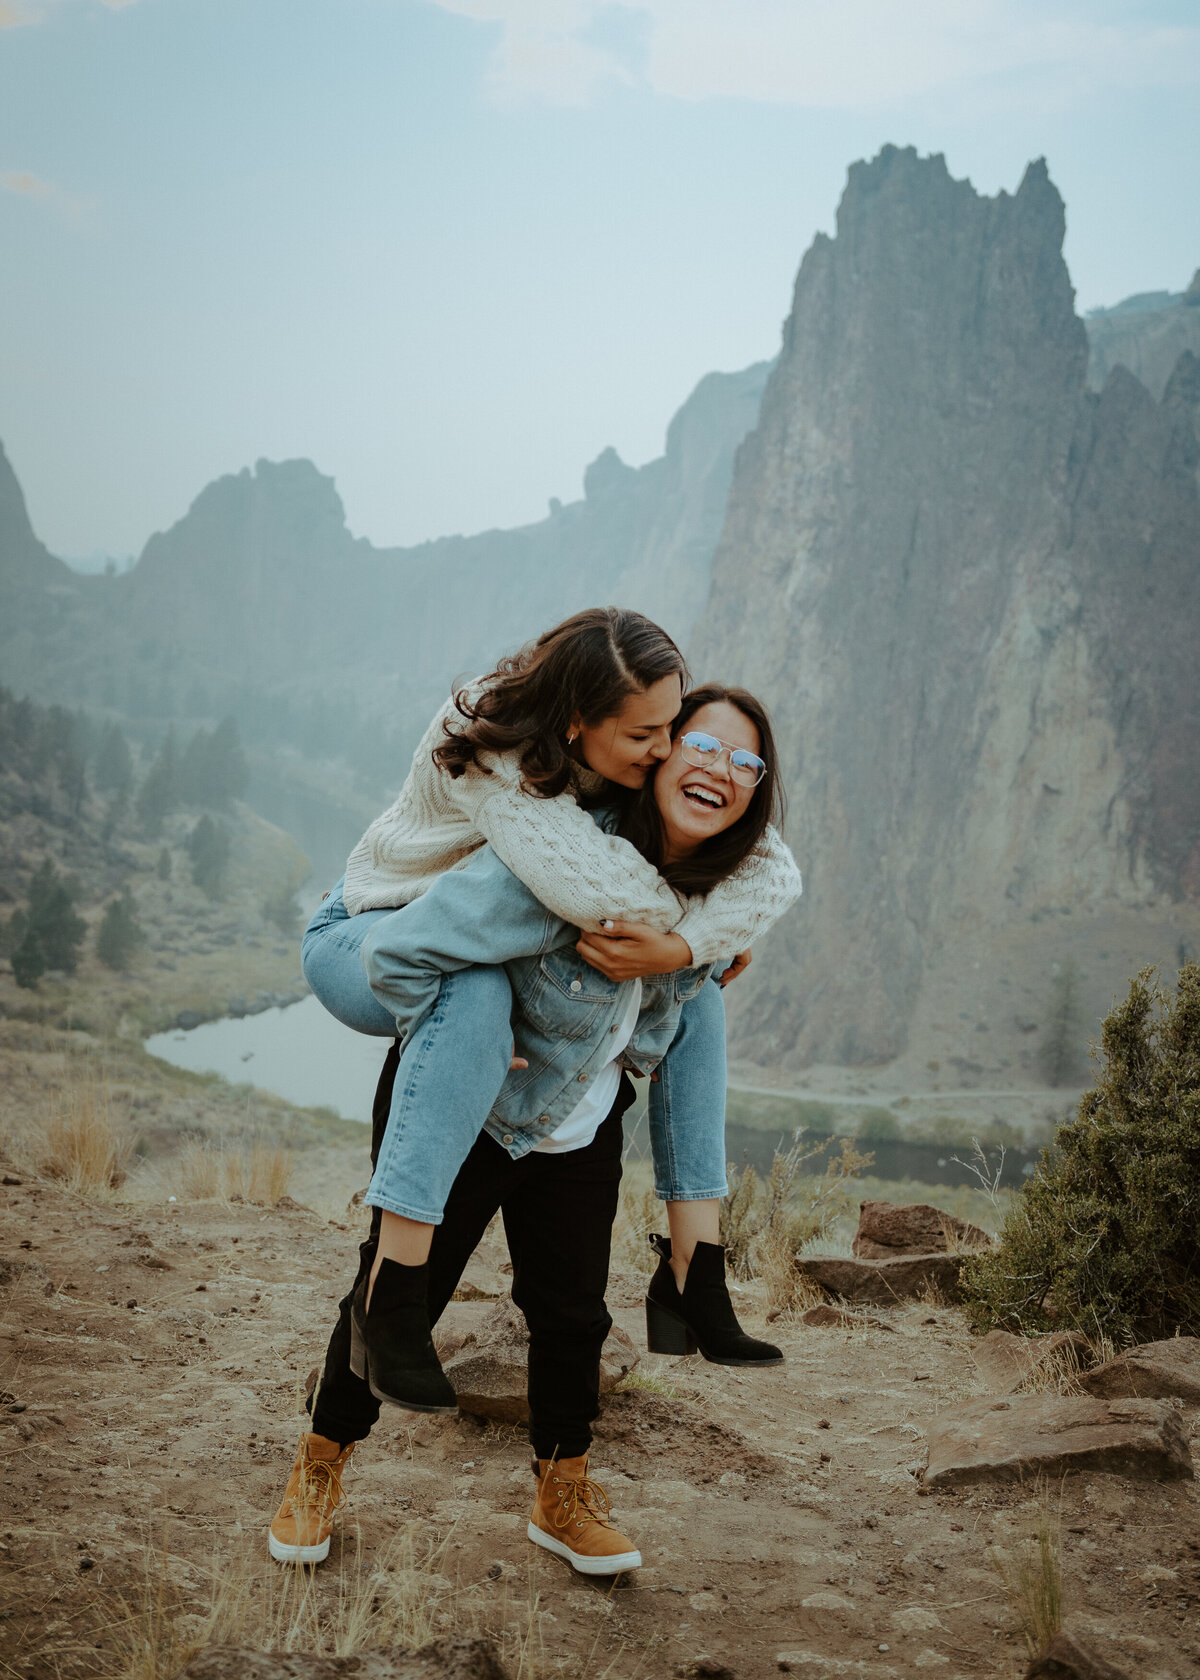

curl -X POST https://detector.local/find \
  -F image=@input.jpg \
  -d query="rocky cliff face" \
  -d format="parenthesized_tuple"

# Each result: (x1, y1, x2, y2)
(694, 147, 1200, 1076)
(1085, 275, 1200, 400)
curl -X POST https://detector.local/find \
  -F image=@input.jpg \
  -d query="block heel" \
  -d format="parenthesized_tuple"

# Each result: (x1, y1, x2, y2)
(645, 1298, 697, 1356)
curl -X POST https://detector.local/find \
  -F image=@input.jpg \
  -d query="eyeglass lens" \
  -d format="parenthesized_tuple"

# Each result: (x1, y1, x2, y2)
(680, 731, 765, 786)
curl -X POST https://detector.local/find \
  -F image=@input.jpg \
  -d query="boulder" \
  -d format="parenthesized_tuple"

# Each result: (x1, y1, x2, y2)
(853, 1200, 992, 1259)
(1079, 1338, 1200, 1405)
(971, 1329, 1092, 1393)
(1024, 1629, 1132, 1678)
(795, 1253, 965, 1304)
(439, 1298, 637, 1424)
(922, 1393, 1194, 1488)
(175, 1637, 510, 1679)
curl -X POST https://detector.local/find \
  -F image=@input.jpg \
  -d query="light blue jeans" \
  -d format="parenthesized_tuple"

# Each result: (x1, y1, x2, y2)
(301, 882, 728, 1223)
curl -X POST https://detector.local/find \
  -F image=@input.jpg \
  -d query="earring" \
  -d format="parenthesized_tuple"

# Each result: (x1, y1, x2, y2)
(566, 729, 578, 745)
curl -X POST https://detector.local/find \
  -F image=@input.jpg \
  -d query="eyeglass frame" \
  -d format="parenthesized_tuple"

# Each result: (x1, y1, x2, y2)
(677, 729, 767, 788)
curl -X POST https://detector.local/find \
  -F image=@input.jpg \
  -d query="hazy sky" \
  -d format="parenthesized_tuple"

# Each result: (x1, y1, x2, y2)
(2, 1, 1198, 560)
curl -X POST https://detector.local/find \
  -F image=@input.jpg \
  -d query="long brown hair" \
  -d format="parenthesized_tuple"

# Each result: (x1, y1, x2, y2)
(433, 608, 689, 797)
(618, 684, 785, 896)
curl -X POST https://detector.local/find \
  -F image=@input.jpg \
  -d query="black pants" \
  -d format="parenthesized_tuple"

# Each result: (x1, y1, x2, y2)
(310, 1041, 633, 1460)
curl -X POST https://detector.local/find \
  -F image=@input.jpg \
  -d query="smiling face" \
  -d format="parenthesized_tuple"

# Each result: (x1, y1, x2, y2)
(653, 699, 761, 859)
(572, 672, 683, 789)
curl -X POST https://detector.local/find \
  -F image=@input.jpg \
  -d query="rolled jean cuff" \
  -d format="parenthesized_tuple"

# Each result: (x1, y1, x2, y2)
(653, 1182, 728, 1203)
(363, 1191, 445, 1226)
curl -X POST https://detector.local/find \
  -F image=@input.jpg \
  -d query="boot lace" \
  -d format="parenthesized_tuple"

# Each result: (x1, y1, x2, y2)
(551, 1470, 612, 1532)
(289, 1455, 347, 1518)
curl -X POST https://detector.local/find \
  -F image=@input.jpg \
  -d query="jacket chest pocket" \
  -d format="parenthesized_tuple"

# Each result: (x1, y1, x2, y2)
(517, 948, 620, 1042)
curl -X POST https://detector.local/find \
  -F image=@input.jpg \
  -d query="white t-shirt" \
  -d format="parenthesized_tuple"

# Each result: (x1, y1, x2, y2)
(532, 980, 643, 1155)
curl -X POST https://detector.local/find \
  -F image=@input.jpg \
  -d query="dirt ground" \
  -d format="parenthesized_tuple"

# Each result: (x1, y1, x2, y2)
(2, 1153, 1198, 1680)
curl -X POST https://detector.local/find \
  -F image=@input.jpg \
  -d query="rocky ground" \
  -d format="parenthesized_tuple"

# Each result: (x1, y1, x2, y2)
(2, 1153, 1198, 1680)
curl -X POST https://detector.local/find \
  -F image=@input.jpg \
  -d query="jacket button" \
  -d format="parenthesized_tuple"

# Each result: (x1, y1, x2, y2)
(570, 979, 582, 992)
(539, 1115, 550, 1124)
(577, 1074, 587, 1082)
(609, 1024, 618, 1032)
(502, 1134, 515, 1145)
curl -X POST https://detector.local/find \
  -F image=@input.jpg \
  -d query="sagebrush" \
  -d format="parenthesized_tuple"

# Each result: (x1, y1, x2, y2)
(962, 963, 1200, 1343)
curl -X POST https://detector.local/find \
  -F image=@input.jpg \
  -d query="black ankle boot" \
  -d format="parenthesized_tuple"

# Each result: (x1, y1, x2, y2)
(348, 1258, 458, 1414)
(644, 1233, 783, 1367)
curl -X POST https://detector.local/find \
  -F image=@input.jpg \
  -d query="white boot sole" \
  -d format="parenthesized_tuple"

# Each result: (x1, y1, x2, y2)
(267, 1528, 331, 1565)
(527, 1520, 641, 1575)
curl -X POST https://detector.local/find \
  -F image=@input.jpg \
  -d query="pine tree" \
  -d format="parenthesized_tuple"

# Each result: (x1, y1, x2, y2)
(97, 888, 144, 970)
(180, 718, 249, 808)
(11, 928, 46, 989)
(28, 860, 87, 972)
(1039, 958, 1086, 1087)
(136, 727, 179, 838)
(94, 723, 134, 793)
(963, 963, 1200, 1343)
(187, 815, 231, 898)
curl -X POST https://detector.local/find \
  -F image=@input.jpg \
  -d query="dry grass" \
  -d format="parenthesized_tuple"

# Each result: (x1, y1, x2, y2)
(174, 1140, 293, 1205)
(1014, 1340, 1088, 1396)
(95, 1516, 579, 1680)
(36, 1067, 130, 1198)
(100, 1522, 460, 1680)
(990, 1504, 1064, 1657)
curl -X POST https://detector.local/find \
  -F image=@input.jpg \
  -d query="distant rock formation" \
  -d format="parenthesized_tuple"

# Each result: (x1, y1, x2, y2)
(693, 146, 1200, 1075)
(1085, 272, 1200, 400)
(0, 363, 770, 737)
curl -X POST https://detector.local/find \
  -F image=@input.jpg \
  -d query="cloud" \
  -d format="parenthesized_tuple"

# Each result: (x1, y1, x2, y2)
(2, 168, 89, 220)
(2, 169, 53, 196)
(423, 0, 1200, 109)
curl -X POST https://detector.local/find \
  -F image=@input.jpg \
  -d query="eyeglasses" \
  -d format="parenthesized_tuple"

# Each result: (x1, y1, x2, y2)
(678, 730, 766, 788)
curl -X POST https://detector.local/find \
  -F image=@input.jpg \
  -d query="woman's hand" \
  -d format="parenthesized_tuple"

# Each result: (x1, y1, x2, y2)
(575, 920, 694, 980)
(719, 948, 752, 987)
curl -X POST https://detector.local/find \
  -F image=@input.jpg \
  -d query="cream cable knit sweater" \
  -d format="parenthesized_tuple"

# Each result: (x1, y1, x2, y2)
(342, 694, 802, 967)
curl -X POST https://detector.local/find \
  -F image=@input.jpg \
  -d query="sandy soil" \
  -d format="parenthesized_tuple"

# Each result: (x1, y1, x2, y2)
(2, 1157, 1198, 1680)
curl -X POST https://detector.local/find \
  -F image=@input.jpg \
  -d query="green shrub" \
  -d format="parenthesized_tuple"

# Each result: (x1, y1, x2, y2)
(97, 888, 145, 970)
(962, 964, 1200, 1344)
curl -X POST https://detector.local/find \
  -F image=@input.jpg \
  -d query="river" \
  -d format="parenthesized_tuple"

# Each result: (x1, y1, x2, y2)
(146, 995, 1040, 1187)
(146, 994, 390, 1123)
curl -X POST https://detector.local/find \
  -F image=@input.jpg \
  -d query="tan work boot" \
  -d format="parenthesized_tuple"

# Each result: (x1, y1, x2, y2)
(527, 1454, 641, 1576)
(268, 1432, 353, 1564)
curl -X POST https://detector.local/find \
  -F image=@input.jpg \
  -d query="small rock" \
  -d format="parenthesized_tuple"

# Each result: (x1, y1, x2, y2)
(1024, 1628, 1132, 1678)
(78, 1556, 94, 1572)
(798, 1303, 894, 1331)
(676, 1661, 736, 1679)
(853, 1200, 991, 1259)
(125, 1299, 138, 1310)
(795, 1253, 966, 1304)
(9, 1401, 27, 1414)
(800, 1591, 855, 1611)
(1079, 1338, 1200, 1405)
(2, 1174, 22, 1186)
(922, 1393, 1194, 1487)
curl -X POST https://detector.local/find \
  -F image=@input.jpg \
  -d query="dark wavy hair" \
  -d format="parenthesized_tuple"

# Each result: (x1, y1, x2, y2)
(432, 608, 689, 797)
(617, 684, 785, 897)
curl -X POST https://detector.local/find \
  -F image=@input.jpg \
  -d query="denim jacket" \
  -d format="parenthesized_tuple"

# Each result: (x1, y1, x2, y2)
(360, 823, 712, 1148)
